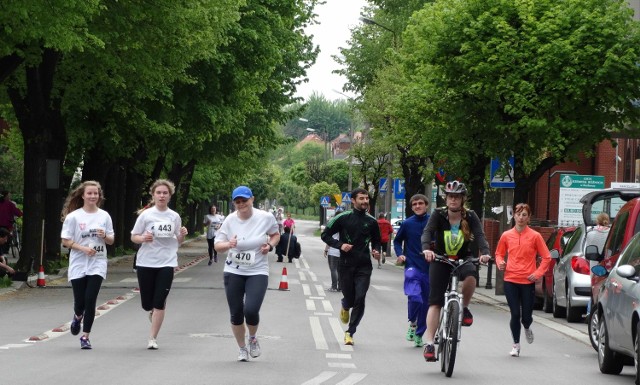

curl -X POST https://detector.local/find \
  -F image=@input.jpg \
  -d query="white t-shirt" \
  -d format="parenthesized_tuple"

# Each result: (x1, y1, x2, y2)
(131, 206, 182, 268)
(61, 208, 114, 281)
(216, 209, 279, 276)
(327, 233, 341, 257)
(204, 214, 224, 239)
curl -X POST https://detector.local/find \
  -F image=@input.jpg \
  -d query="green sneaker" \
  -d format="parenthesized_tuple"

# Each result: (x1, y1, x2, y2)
(406, 325, 416, 341)
(413, 334, 424, 347)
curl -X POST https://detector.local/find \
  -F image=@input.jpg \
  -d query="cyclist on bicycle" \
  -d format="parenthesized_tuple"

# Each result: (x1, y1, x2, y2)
(421, 181, 491, 362)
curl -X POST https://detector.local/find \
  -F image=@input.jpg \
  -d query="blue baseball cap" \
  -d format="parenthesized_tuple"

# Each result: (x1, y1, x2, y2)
(232, 186, 253, 200)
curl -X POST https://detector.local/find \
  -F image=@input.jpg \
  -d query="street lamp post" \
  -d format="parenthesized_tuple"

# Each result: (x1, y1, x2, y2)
(546, 170, 578, 222)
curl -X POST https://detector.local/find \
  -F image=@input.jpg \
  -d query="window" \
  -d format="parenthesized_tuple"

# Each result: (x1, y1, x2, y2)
(617, 234, 640, 271)
(605, 210, 629, 258)
(562, 227, 583, 258)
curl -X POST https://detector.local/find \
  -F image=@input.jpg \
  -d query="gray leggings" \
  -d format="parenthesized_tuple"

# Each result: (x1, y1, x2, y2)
(224, 273, 268, 326)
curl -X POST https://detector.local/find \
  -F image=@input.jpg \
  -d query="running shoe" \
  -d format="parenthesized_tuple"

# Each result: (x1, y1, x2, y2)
(80, 336, 92, 350)
(406, 325, 416, 341)
(462, 307, 473, 326)
(208, 260, 213, 266)
(248, 337, 261, 358)
(147, 338, 158, 350)
(340, 307, 350, 324)
(423, 344, 436, 362)
(525, 328, 534, 344)
(237, 346, 249, 362)
(70, 315, 82, 336)
(344, 332, 354, 346)
(510, 343, 520, 357)
(413, 334, 424, 348)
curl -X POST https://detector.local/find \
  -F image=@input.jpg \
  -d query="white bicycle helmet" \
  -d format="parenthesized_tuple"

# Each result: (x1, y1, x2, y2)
(444, 181, 467, 195)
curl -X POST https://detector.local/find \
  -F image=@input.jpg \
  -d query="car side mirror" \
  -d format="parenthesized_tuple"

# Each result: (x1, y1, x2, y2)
(585, 245, 601, 261)
(616, 265, 640, 282)
(591, 265, 608, 277)
(550, 249, 560, 260)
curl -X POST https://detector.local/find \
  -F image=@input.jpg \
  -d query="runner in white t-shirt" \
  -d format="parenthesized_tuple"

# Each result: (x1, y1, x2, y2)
(215, 185, 279, 362)
(61, 181, 115, 350)
(203, 205, 224, 265)
(131, 179, 188, 350)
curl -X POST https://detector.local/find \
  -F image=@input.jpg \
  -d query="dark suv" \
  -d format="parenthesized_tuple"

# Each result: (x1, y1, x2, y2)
(535, 226, 575, 313)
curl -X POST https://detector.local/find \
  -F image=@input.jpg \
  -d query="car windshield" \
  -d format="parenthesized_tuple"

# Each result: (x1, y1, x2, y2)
(563, 227, 584, 257)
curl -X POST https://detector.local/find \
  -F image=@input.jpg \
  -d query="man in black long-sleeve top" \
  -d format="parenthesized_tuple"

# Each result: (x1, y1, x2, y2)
(321, 188, 381, 346)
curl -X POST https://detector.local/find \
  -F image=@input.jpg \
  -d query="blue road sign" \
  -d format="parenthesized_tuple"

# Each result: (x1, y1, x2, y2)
(320, 196, 330, 207)
(379, 178, 388, 193)
(394, 179, 405, 200)
(490, 157, 515, 188)
(342, 192, 351, 203)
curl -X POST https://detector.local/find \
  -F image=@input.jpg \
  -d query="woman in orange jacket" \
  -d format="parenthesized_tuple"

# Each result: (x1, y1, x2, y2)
(495, 203, 551, 358)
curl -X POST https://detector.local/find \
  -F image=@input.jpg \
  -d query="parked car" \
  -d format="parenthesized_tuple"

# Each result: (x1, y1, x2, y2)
(535, 226, 576, 313)
(585, 190, 640, 351)
(552, 188, 640, 324)
(589, 232, 640, 381)
(551, 225, 592, 322)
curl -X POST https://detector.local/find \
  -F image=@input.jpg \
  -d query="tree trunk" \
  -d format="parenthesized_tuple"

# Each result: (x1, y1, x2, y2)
(468, 155, 490, 217)
(398, 147, 427, 218)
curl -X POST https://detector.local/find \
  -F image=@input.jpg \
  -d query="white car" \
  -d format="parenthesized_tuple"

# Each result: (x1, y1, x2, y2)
(391, 218, 404, 235)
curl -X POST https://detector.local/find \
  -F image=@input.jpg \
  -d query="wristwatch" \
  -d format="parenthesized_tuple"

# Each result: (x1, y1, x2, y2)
(268, 243, 274, 252)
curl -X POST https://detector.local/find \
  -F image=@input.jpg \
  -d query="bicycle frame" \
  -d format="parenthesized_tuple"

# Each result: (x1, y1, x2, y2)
(434, 255, 478, 377)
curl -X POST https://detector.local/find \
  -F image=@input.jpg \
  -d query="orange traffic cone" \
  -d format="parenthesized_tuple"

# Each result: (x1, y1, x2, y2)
(36, 265, 46, 287)
(278, 267, 289, 291)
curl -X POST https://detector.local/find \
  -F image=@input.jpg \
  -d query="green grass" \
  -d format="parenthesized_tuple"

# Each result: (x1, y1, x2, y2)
(0, 275, 12, 288)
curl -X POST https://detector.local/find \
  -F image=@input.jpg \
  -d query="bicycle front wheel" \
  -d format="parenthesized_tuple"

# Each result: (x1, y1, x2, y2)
(442, 300, 460, 377)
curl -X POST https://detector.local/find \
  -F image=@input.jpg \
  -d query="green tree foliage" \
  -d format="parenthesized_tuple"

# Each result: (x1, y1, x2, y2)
(398, 0, 640, 204)
(309, 181, 340, 207)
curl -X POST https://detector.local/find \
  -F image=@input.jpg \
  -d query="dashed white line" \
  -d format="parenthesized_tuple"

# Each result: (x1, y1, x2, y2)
(326, 353, 351, 359)
(306, 299, 317, 311)
(328, 362, 356, 369)
(310, 316, 328, 350)
(302, 284, 311, 296)
(301, 371, 337, 385)
(322, 300, 333, 312)
(336, 373, 367, 384)
(329, 317, 353, 352)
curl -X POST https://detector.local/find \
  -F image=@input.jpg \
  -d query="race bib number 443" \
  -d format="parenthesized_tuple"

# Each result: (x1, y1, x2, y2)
(229, 250, 256, 266)
(153, 222, 174, 238)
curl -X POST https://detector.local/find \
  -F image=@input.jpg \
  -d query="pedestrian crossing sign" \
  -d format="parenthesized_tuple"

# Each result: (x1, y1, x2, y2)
(320, 196, 330, 207)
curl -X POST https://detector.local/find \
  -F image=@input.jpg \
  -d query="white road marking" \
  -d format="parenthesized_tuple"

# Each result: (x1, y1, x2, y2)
(301, 371, 337, 385)
(326, 353, 351, 359)
(306, 299, 317, 311)
(302, 284, 311, 296)
(309, 296, 324, 300)
(328, 362, 356, 369)
(0, 344, 32, 349)
(308, 270, 318, 281)
(322, 300, 333, 312)
(314, 312, 333, 316)
(370, 285, 393, 291)
(299, 271, 307, 281)
(310, 317, 328, 350)
(315, 284, 325, 296)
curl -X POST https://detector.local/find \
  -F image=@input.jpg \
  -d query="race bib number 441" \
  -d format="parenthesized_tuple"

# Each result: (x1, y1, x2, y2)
(153, 222, 174, 238)
(229, 249, 256, 266)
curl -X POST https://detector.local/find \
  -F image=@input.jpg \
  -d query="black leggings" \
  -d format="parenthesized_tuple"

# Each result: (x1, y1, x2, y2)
(137, 266, 174, 311)
(207, 237, 217, 259)
(503, 281, 535, 344)
(223, 273, 268, 326)
(71, 275, 104, 333)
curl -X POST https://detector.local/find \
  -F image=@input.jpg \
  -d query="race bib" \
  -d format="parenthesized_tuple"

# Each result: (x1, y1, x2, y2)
(90, 242, 107, 259)
(229, 249, 256, 266)
(153, 222, 174, 238)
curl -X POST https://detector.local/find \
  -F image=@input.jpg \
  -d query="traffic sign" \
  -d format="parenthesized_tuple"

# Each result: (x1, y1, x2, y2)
(320, 196, 330, 207)
(394, 179, 405, 200)
(490, 157, 515, 188)
(379, 178, 388, 193)
(341, 192, 351, 202)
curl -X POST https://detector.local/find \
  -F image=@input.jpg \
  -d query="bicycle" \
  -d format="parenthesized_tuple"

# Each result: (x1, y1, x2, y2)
(8, 223, 21, 259)
(433, 254, 480, 378)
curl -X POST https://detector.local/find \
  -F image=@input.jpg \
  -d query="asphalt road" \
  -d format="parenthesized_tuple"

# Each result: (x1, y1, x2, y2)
(0, 218, 635, 384)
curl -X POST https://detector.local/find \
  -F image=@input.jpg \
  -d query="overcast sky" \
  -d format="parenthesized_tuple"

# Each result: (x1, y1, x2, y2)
(294, 0, 368, 101)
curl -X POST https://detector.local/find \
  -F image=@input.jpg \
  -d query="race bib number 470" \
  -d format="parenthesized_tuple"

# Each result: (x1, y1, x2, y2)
(229, 250, 256, 266)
